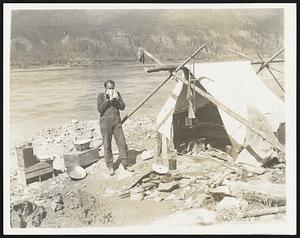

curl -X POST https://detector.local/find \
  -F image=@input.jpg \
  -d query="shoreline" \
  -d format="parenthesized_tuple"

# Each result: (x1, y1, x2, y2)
(10, 63, 157, 73)
(9, 58, 250, 73)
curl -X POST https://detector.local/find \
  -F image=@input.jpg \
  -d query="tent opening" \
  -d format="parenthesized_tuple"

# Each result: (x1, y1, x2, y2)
(173, 102, 232, 154)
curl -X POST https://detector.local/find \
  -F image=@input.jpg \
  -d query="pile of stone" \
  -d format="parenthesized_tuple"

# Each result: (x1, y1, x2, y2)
(10, 200, 47, 228)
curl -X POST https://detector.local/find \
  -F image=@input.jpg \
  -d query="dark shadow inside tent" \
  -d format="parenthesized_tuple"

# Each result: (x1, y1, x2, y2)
(173, 102, 232, 154)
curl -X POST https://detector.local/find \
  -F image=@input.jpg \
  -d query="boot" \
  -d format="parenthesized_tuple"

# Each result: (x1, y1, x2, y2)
(123, 165, 134, 172)
(108, 167, 115, 176)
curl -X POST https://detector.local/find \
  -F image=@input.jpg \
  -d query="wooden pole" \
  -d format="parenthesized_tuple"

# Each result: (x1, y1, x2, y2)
(257, 48, 284, 74)
(257, 53, 285, 93)
(121, 44, 206, 124)
(266, 66, 285, 92)
(251, 60, 284, 65)
(227, 49, 255, 61)
(227, 49, 284, 73)
(139, 47, 163, 65)
(198, 151, 243, 175)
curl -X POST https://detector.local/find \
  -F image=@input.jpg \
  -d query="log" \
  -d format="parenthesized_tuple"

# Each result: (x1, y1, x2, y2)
(223, 180, 286, 206)
(198, 151, 243, 175)
(146, 65, 178, 73)
(240, 206, 286, 218)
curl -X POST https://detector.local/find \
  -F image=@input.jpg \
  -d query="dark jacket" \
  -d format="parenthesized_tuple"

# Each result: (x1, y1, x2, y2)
(97, 91, 125, 119)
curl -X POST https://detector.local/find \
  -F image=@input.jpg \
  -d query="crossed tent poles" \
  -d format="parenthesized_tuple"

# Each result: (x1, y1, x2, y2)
(227, 48, 285, 93)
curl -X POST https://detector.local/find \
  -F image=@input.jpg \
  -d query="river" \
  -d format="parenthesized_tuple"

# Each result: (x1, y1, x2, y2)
(10, 65, 176, 145)
(9, 62, 284, 146)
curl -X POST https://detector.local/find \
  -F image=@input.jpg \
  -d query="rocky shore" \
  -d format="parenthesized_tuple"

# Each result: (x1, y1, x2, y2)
(9, 116, 286, 228)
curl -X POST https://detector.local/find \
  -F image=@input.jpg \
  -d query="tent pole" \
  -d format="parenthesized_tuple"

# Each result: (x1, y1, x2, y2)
(227, 49, 256, 62)
(227, 49, 284, 73)
(121, 44, 206, 124)
(257, 53, 285, 93)
(256, 47, 284, 74)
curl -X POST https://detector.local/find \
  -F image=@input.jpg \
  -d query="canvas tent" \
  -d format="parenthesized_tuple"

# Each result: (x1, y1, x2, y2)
(156, 61, 285, 166)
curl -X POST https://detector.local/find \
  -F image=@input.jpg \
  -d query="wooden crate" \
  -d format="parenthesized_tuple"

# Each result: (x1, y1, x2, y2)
(63, 147, 99, 168)
(17, 161, 54, 185)
(15, 146, 37, 168)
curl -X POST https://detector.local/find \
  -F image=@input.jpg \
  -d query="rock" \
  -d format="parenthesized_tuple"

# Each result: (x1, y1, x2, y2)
(150, 208, 217, 226)
(141, 150, 153, 161)
(30, 206, 47, 227)
(185, 197, 194, 208)
(52, 156, 66, 172)
(54, 193, 63, 204)
(183, 185, 192, 192)
(216, 197, 248, 211)
(147, 190, 160, 198)
(209, 186, 231, 196)
(153, 197, 164, 202)
(157, 181, 179, 192)
(142, 177, 151, 183)
(105, 187, 116, 194)
(71, 119, 78, 124)
(165, 194, 177, 200)
(196, 208, 217, 225)
(10, 209, 26, 228)
(179, 192, 185, 200)
(130, 192, 144, 201)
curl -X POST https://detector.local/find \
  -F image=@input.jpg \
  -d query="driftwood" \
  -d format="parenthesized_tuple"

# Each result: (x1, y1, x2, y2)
(240, 206, 286, 218)
(198, 151, 245, 176)
(223, 180, 286, 206)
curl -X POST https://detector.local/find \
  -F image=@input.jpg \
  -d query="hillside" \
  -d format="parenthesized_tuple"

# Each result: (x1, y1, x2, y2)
(10, 9, 284, 69)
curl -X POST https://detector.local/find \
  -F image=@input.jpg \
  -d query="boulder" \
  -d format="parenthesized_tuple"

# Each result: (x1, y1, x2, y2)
(153, 197, 164, 202)
(209, 186, 231, 196)
(216, 197, 248, 211)
(157, 181, 179, 192)
(130, 192, 145, 201)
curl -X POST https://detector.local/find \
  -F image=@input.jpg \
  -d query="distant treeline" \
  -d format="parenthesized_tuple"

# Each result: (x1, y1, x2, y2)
(10, 9, 284, 69)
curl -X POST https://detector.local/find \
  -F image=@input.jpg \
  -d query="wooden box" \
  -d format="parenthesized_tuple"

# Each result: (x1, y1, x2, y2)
(15, 146, 37, 168)
(63, 147, 100, 168)
(17, 161, 54, 185)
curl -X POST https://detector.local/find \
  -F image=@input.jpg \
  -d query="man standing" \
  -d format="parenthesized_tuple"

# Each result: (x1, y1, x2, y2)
(97, 80, 134, 176)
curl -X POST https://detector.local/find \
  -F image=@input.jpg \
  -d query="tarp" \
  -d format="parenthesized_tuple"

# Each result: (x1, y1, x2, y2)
(156, 61, 285, 164)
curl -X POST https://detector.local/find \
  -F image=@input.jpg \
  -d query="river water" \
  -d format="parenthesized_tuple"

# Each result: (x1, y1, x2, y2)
(9, 63, 284, 146)
(10, 65, 176, 145)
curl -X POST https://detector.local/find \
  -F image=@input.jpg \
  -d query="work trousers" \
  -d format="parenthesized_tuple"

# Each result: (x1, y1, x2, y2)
(99, 117, 129, 168)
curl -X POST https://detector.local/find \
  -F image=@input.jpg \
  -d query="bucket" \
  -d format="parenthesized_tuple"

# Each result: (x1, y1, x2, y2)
(168, 151, 177, 170)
